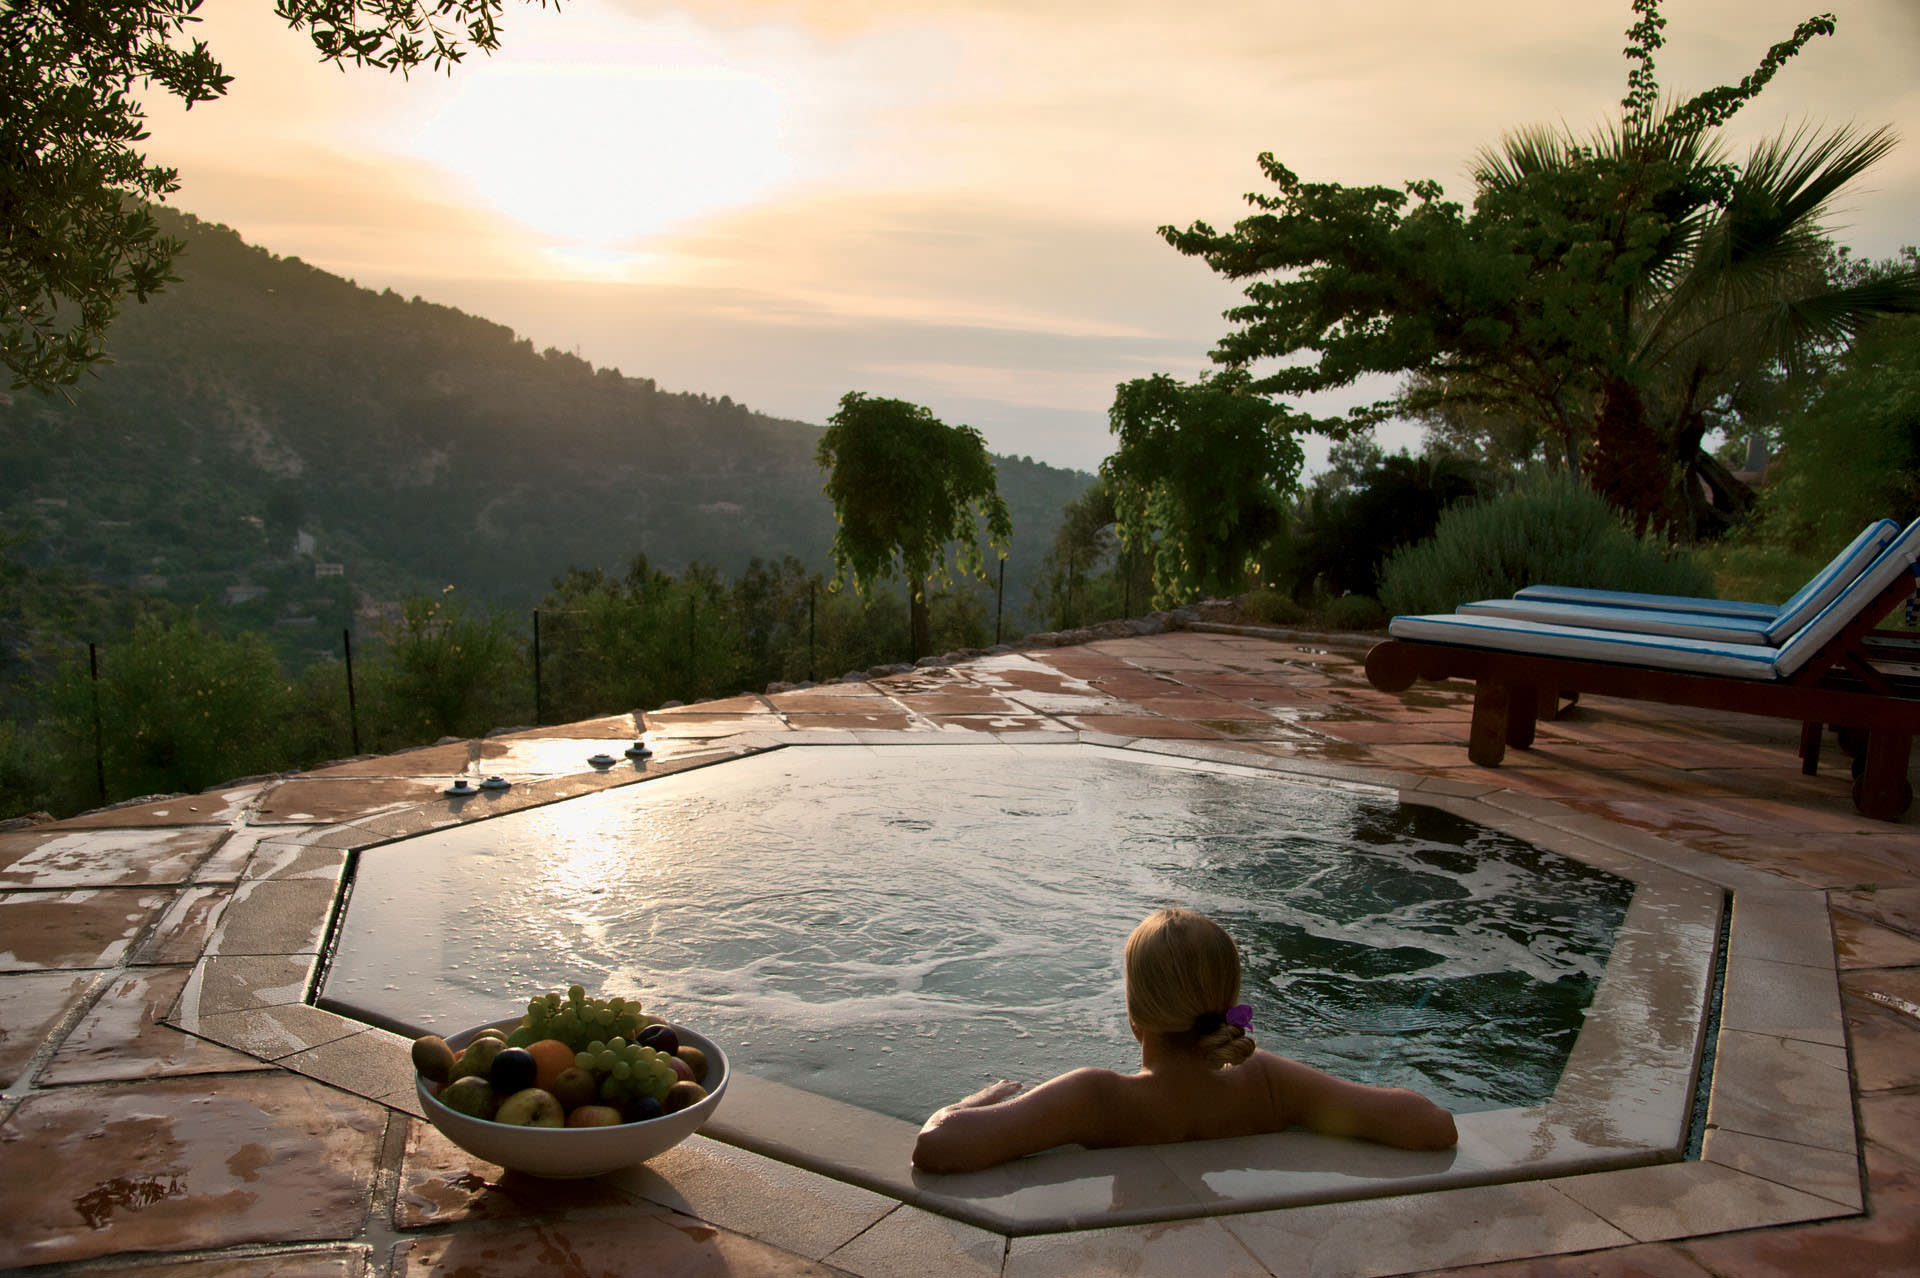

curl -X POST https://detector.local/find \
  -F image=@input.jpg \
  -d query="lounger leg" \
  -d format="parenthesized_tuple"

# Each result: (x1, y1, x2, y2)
(1799, 721, 1822, 777)
(1853, 731, 1915, 821)
(1469, 682, 1511, 768)
(1508, 684, 1540, 750)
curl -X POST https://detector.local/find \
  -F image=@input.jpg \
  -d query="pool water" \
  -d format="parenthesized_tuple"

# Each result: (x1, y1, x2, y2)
(319, 744, 1633, 1123)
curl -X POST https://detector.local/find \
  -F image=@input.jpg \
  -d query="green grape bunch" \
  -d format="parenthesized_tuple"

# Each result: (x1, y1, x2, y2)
(505, 983, 653, 1052)
(579, 1037, 678, 1108)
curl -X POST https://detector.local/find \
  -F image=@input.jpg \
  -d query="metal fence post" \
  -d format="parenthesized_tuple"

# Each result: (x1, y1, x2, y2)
(342, 628, 361, 754)
(995, 559, 1005, 645)
(532, 609, 544, 726)
(88, 641, 107, 805)
(808, 582, 816, 683)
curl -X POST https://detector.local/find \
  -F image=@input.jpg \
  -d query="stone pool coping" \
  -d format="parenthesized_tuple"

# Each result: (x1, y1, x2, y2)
(164, 729, 1861, 1256)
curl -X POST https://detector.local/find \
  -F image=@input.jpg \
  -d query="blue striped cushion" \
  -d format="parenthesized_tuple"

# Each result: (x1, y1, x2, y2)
(1457, 598, 1778, 644)
(1387, 614, 1784, 680)
(1775, 516, 1920, 676)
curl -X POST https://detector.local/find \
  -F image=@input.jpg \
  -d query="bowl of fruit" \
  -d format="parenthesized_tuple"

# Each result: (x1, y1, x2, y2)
(411, 985, 727, 1178)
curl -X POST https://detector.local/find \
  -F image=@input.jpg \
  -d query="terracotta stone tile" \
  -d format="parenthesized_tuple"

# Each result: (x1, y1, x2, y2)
(207, 879, 337, 956)
(1860, 1087, 1920, 1158)
(99, 1248, 370, 1276)
(0, 969, 101, 1086)
(493, 713, 640, 740)
(254, 777, 444, 824)
(924, 715, 1066, 733)
(476, 736, 656, 777)
(189, 1003, 362, 1060)
(279, 1028, 417, 1102)
(1056, 715, 1223, 739)
(48, 784, 261, 829)
(0, 887, 171, 971)
(0, 826, 224, 889)
(1680, 1141, 1916, 1278)
(1404, 1242, 1717, 1277)
(1688, 834, 1920, 890)
(178, 954, 318, 1022)
(1834, 911, 1920, 969)
(1846, 993, 1920, 1094)
(782, 712, 918, 731)
(1310, 720, 1451, 745)
(196, 827, 311, 882)
(244, 840, 348, 882)
(647, 714, 793, 739)
(390, 1209, 837, 1276)
(40, 967, 267, 1085)
(1131, 695, 1272, 720)
(1829, 887, 1920, 937)
(132, 885, 234, 964)
(395, 1118, 639, 1226)
(0, 1072, 385, 1269)
(300, 742, 474, 778)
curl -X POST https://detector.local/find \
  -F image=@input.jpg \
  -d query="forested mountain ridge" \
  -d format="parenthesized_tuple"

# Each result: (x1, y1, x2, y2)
(1, 209, 1090, 644)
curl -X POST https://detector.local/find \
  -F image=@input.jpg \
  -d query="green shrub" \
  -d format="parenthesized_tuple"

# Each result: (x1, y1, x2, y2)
(1241, 587, 1306, 626)
(1319, 594, 1389, 631)
(1378, 470, 1712, 615)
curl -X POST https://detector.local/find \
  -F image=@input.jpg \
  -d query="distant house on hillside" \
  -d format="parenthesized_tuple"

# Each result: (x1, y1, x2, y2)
(225, 585, 268, 605)
(314, 563, 344, 578)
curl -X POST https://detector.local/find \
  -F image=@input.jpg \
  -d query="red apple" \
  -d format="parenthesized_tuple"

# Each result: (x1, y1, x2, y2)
(566, 1104, 624, 1128)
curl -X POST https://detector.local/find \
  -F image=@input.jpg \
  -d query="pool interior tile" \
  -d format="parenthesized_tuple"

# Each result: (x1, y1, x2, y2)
(1701, 1128, 1863, 1210)
(39, 966, 267, 1086)
(824, 1203, 1006, 1278)
(1547, 1160, 1857, 1243)
(1218, 1178, 1633, 1278)
(1705, 1028, 1857, 1155)
(612, 1134, 897, 1261)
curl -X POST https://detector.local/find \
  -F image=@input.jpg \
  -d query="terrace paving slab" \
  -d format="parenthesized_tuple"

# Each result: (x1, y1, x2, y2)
(0, 825, 224, 888)
(2, 625, 1914, 1278)
(39, 966, 266, 1085)
(0, 1072, 386, 1269)
(0, 969, 101, 1085)
(0, 886, 172, 970)
(388, 1208, 836, 1277)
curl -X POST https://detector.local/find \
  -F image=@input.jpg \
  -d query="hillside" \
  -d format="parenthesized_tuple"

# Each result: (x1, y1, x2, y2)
(1, 210, 1091, 649)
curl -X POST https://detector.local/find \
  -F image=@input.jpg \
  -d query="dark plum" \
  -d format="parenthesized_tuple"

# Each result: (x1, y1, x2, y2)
(489, 1046, 538, 1094)
(629, 1094, 666, 1122)
(638, 1024, 679, 1056)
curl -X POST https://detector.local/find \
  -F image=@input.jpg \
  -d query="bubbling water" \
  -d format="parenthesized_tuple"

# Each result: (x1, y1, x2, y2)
(322, 744, 1632, 1122)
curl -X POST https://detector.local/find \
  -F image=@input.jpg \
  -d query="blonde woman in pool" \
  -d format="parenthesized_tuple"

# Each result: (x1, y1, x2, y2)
(912, 908, 1458, 1174)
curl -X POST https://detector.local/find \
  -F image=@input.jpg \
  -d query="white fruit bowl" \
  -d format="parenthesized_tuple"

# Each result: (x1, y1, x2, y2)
(416, 1016, 729, 1178)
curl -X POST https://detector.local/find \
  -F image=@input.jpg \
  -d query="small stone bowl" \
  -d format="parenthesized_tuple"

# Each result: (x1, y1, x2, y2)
(416, 1016, 728, 1178)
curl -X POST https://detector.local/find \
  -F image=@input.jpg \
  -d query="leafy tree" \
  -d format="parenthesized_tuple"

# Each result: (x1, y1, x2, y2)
(1028, 480, 1152, 629)
(2, 0, 547, 392)
(1102, 370, 1304, 607)
(1160, 0, 1920, 535)
(1280, 444, 1485, 601)
(816, 392, 1012, 660)
(362, 588, 526, 744)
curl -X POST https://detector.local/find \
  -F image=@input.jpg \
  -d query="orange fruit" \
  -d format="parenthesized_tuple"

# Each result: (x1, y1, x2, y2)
(527, 1039, 576, 1092)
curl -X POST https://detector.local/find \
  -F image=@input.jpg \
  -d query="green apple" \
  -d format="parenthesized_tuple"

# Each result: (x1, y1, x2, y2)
(438, 1075, 498, 1120)
(494, 1087, 565, 1127)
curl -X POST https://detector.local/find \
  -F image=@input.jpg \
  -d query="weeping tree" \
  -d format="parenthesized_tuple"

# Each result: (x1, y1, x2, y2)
(1101, 370, 1305, 607)
(1160, 0, 1920, 536)
(816, 392, 1012, 661)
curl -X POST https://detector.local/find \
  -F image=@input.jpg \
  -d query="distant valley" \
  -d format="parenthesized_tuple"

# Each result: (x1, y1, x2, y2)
(1, 210, 1092, 654)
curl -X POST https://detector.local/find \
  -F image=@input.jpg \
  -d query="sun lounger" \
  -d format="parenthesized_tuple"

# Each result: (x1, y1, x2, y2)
(1365, 519, 1920, 819)
(1458, 519, 1902, 645)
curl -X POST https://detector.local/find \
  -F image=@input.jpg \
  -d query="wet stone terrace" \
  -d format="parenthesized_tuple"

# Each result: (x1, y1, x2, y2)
(1, 629, 1915, 1277)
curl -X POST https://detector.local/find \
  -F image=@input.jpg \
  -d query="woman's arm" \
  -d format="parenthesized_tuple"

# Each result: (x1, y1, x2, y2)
(1265, 1055, 1457, 1150)
(912, 1068, 1127, 1174)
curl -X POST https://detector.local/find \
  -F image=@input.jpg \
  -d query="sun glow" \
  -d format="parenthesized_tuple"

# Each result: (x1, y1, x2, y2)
(400, 60, 794, 250)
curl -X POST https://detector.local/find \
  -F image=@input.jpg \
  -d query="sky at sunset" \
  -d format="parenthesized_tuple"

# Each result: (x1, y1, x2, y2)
(138, 0, 1920, 473)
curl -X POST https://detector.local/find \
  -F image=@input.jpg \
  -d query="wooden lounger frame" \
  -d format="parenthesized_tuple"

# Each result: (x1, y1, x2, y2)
(1366, 572, 1920, 820)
